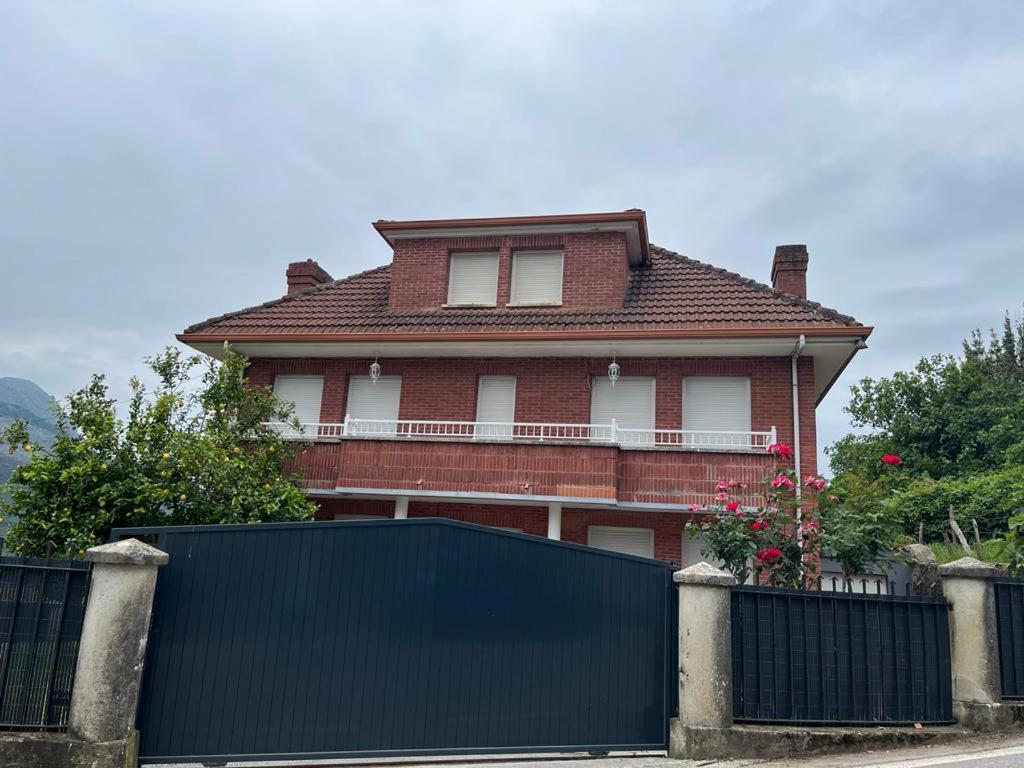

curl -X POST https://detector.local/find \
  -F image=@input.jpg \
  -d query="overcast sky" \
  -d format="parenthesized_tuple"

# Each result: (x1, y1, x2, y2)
(2, 1, 1023, 472)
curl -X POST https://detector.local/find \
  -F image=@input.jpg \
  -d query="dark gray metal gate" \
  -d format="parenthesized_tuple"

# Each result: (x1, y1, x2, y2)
(115, 519, 677, 764)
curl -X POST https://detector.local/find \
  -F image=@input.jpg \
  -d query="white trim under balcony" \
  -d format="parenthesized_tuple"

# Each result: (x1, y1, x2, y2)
(265, 418, 776, 453)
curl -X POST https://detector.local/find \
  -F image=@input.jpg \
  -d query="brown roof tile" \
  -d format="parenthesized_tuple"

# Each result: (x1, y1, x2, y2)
(182, 245, 861, 337)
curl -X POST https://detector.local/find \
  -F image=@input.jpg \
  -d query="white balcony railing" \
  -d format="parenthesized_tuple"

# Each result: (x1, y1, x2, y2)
(265, 417, 777, 453)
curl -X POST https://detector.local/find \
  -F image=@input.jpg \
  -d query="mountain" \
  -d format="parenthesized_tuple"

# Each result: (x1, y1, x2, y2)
(0, 377, 58, 487)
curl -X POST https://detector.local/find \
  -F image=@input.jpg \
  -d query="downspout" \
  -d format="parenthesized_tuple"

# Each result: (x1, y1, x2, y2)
(791, 334, 806, 525)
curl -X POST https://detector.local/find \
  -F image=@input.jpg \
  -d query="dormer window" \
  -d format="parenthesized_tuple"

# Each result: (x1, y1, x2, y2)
(509, 250, 563, 306)
(446, 251, 499, 306)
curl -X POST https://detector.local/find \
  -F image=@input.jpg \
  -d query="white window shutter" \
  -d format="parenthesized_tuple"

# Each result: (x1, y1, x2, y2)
(475, 376, 516, 438)
(510, 251, 563, 305)
(273, 375, 323, 437)
(590, 376, 654, 444)
(587, 526, 655, 559)
(346, 376, 402, 435)
(447, 252, 499, 305)
(682, 377, 752, 446)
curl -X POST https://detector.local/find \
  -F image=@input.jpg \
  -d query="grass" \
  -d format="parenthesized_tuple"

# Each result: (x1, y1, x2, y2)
(929, 537, 1010, 565)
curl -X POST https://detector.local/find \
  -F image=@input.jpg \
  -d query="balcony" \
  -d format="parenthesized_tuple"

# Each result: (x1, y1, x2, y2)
(267, 417, 776, 454)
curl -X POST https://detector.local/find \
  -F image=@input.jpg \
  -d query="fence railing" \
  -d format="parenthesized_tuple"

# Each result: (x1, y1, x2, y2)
(994, 579, 1024, 699)
(730, 585, 953, 726)
(0, 543, 91, 731)
(264, 418, 777, 453)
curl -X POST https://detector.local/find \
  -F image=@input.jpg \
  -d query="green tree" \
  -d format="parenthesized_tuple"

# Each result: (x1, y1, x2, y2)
(829, 312, 1024, 481)
(818, 467, 907, 581)
(0, 347, 315, 555)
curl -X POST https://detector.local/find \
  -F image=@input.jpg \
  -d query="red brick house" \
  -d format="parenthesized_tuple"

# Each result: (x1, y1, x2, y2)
(177, 210, 870, 564)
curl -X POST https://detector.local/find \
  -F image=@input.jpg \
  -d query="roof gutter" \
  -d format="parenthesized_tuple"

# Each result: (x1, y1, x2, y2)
(372, 209, 651, 264)
(178, 325, 873, 345)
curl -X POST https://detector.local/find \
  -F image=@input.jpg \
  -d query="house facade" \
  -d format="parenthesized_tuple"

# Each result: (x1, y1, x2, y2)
(177, 210, 870, 564)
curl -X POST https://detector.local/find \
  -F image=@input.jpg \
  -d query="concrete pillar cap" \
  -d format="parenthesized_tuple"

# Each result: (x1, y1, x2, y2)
(901, 543, 937, 565)
(937, 556, 1003, 579)
(85, 538, 169, 567)
(674, 561, 736, 586)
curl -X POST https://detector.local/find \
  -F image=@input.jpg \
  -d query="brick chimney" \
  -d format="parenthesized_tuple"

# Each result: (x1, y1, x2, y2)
(771, 244, 809, 298)
(286, 259, 333, 294)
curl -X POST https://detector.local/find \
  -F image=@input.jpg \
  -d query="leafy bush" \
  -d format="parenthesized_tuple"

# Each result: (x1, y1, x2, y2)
(887, 465, 1024, 541)
(0, 347, 316, 555)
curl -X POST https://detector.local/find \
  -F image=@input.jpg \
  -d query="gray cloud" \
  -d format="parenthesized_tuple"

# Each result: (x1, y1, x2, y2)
(2, 0, 1023, 471)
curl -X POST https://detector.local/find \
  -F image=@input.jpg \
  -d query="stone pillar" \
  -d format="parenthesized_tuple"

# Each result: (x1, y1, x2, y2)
(546, 502, 562, 540)
(394, 496, 409, 519)
(669, 562, 736, 759)
(938, 556, 1006, 730)
(69, 538, 169, 746)
(903, 543, 943, 597)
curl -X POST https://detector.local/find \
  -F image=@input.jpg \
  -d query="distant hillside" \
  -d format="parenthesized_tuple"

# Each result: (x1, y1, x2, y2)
(0, 377, 58, 487)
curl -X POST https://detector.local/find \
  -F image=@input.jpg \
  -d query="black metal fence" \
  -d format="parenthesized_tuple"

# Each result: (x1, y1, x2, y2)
(0, 545, 91, 731)
(731, 585, 953, 725)
(994, 579, 1024, 699)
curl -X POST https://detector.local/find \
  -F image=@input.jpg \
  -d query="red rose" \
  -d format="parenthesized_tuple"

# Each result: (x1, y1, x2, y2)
(768, 443, 793, 460)
(755, 547, 782, 563)
(881, 454, 903, 465)
(726, 501, 740, 512)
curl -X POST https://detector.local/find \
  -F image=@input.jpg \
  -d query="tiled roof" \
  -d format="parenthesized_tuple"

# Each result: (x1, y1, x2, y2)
(182, 245, 861, 336)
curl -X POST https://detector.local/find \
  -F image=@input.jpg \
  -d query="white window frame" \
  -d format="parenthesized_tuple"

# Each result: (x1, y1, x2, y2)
(446, 251, 499, 306)
(474, 375, 516, 439)
(589, 376, 656, 445)
(509, 250, 564, 306)
(272, 374, 324, 439)
(345, 375, 403, 436)
(681, 376, 752, 445)
(587, 525, 655, 559)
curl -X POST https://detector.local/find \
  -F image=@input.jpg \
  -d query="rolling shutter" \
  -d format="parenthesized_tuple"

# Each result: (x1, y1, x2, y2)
(272, 375, 323, 437)
(447, 252, 499, 305)
(587, 526, 655, 559)
(510, 250, 563, 305)
(475, 376, 516, 438)
(590, 376, 654, 444)
(682, 377, 751, 438)
(346, 376, 402, 435)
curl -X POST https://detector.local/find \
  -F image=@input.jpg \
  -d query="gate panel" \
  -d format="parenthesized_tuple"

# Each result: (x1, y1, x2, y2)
(118, 519, 675, 764)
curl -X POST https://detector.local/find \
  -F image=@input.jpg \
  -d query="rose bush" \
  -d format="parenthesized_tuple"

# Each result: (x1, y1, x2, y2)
(686, 444, 822, 587)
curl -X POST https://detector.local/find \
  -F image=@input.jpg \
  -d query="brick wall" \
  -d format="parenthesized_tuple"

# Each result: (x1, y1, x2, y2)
(287, 439, 777, 506)
(262, 354, 817, 504)
(387, 232, 628, 310)
(248, 355, 817, 477)
(312, 497, 694, 565)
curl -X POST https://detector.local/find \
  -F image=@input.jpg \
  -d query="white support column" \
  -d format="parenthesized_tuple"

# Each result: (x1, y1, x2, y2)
(547, 502, 562, 540)
(394, 496, 409, 519)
